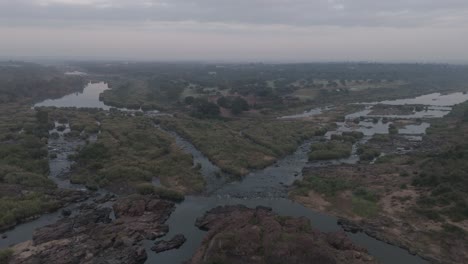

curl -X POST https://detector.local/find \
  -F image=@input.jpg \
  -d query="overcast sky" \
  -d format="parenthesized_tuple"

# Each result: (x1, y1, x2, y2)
(1, 0, 467, 62)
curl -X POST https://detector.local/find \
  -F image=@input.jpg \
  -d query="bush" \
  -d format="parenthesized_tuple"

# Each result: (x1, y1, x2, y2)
(230, 97, 249, 115)
(3, 172, 56, 188)
(309, 141, 352, 160)
(77, 143, 109, 161)
(0, 249, 13, 264)
(298, 176, 353, 197)
(154, 187, 185, 202)
(388, 124, 398, 134)
(191, 98, 220, 118)
(353, 187, 379, 202)
(352, 197, 379, 217)
(0, 193, 60, 229)
(184, 96, 195, 105)
(357, 146, 380, 161)
(136, 183, 155, 195)
(331, 133, 363, 143)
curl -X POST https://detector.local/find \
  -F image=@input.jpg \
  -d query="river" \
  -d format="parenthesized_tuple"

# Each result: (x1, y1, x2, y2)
(7, 83, 465, 263)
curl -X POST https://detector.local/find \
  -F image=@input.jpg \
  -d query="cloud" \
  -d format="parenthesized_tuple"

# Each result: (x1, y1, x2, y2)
(2, 0, 468, 28)
(1, 0, 467, 62)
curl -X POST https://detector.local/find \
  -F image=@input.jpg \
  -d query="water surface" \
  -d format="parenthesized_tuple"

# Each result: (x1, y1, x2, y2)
(35, 82, 111, 110)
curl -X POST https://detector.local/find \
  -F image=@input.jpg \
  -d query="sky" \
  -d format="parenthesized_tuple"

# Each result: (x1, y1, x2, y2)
(0, 0, 467, 63)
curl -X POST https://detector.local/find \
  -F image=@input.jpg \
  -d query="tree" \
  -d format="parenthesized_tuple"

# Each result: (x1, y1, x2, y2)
(35, 110, 48, 125)
(230, 97, 249, 115)
(192, 98, 220, 118)
(217, 96, 230, 108)
(184, 96, 195, 105)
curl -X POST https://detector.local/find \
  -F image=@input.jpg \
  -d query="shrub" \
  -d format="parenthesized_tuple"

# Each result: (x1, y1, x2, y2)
(154, 187, 185, 202)
(136, 183, 155, 195)
(0, 249, 13, 264)
(352, 197, 378, 217)
(309, 141, 352, 160)
(77, 143, 109, 161)
(357, 146, 380, 161)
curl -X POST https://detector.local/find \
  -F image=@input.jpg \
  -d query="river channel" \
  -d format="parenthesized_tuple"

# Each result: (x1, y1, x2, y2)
(6, 83, 466, 263)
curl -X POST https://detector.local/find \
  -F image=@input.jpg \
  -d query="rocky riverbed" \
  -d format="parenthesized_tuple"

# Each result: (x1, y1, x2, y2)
(8, 195, 174, 264)
(189, 205, 376, 264)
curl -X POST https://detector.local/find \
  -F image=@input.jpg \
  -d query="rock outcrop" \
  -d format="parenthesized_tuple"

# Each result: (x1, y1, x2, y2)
(152, 234, 187, 253)
(189, 205, 376, 264)
(9, 195, 174, 264)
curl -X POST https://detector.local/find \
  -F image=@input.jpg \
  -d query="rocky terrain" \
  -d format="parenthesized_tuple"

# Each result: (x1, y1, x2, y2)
(8, 195, 174, 264)
(188, 205, 376, 264)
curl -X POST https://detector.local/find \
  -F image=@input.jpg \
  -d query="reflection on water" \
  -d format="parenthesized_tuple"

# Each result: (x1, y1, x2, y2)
(146, 196, 427, 264)
(279, 106, 333, 119)
(399, 123, 431, 135)
(214, 140, 313, 198)
(64, 71, 87, 76)
(371, 92, 468, 106)
(35, 82, 111, 110)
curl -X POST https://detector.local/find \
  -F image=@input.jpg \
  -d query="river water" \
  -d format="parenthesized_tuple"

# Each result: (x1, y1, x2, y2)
(7, 86, 466, 263)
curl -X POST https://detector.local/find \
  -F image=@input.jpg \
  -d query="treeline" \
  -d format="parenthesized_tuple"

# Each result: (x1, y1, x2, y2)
(0, 62, 85, 103)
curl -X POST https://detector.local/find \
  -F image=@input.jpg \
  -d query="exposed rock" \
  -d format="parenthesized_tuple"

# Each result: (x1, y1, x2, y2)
(93, 193, 116, 204)
(9, 195, 175, 264)
(61, 209, 72, 217)
(152, 234, 187, 253)
(189, 205, 376, 264)
(338, 218, 363, 233)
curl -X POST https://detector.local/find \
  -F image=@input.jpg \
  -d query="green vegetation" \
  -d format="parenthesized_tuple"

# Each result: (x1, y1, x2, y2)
(330, 131, 364, 143)
(0, 248, 13, 264)
(190, 98, 220, 118)
(370, 134, 391, 142)
(217, 96, 250, 115)
(308, 140, 352, 160)
(158, 115, 327, 176)
(411, 102, 468, 222)
(153, 187, 185, 202)
(0, 62, 85, 104)
(292, 175, 380, 218)
(292, 175, 353, 197)
(0, 100, 59, 230)
(388, 124, 399, 135)
(351, 196, 379, 218)
(0, 193, 60, 229)
(357, 146, 381, 161)
(135, 183, 185, 202)
(68, 113, 204, 193)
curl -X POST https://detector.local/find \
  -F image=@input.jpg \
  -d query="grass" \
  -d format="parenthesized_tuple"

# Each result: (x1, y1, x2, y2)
(357, 146, 381, 161)
(67, 112, 204, 194)
(308, 141, 352, 161)
(293, 175, 354, 197)
(0, 103, 60, 231)
(330, 131, 364, 143)
(158, 115, 327, 176)
(0, 193, 60, 230)
(0, 249, 13, 264)
(351, 197, 379, 218)
(135, 183, 185, 202)
(292, 174, 380, 218)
